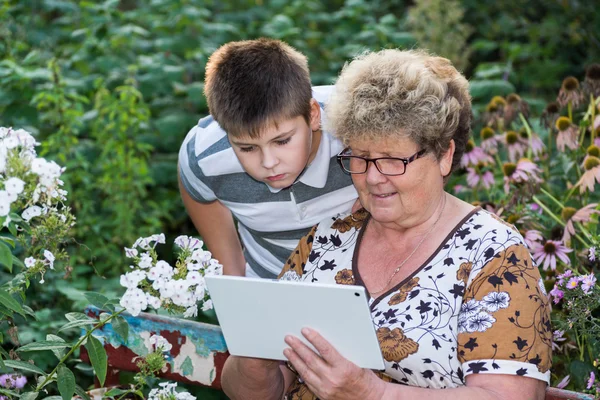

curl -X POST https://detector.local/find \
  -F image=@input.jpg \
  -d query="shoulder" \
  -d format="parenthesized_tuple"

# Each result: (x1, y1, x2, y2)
(315, 208, 369, 235)
(312, 85, 334, 105)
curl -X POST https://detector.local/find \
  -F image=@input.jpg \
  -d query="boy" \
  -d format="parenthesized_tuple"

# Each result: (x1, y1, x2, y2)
(178, 38, 357, 278)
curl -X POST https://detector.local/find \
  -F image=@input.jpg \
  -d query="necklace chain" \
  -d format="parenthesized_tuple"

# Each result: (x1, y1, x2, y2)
(369, 195, 447, 295)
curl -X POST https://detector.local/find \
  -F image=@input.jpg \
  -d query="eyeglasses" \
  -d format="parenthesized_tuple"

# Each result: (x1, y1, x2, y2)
(336, 148, 427, 176)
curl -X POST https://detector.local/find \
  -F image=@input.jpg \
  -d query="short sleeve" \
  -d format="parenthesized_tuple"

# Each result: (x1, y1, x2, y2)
(457, 243, 552, 383)
(178, 124, 218, 203)
(277, 226, 317, 281)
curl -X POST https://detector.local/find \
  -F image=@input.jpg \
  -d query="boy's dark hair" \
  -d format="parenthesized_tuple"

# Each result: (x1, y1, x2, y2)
(204, 38, 312, 138)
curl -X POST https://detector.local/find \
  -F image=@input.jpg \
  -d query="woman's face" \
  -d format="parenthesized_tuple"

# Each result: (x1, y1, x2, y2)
(348, 136, 453, 226)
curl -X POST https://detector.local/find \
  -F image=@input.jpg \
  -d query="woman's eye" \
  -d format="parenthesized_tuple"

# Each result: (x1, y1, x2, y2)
(275, 137, 291, 146)
(239, 146, 256, 153)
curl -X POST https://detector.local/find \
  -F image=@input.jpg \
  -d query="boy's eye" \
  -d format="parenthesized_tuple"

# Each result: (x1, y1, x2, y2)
(239, 146, 256, 153)
(275, 137, 291, 146)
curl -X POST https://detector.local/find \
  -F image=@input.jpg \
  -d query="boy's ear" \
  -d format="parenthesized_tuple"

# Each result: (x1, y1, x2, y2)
(309, 98, 321, 131)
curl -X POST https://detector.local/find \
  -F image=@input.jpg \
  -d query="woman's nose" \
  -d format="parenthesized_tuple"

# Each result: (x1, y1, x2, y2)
(365, 160, 387, 184)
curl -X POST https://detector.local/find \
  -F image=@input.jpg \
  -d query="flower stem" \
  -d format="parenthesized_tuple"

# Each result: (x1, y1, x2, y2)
(531, 195, 592, 248)
(35, 309, 125, 392)
(519, 113, 534, 160)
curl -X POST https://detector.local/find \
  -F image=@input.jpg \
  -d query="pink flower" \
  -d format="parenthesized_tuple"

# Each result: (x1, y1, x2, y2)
(590, 247, 597, 262)
(524, 230, 544, 250)
(503, 158, 543, 193)
(532, 240, 572, 270)
(556, 375, 570, 389)
(555, 117, 579, 152)
(577, 156, 600, 194)
(0, 373, 27, 389)
(562, 204, 600, 243)
(453, 185, 466, 194)
(549, 285, 564, 304)
(528, 203, 543, 214)
(587, 371, 596, 390)
(461, 145, 493, 168)
(466, 168, 495, 189)
(566, 277, 579, 289)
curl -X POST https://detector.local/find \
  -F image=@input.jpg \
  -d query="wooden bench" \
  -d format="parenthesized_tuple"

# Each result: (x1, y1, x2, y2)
(81, 307, 594, 399)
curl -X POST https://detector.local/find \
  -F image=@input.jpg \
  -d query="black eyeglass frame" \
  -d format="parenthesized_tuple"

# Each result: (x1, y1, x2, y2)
(336, 148, 427, 176)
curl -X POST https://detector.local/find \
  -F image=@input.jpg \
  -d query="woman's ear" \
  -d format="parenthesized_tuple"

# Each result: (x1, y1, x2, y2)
(309, 98, 321, 131)
(440, 139, 456, 176)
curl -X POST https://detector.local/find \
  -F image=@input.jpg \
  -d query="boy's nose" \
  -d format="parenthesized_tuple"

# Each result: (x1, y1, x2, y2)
(261, 148, 280, 169)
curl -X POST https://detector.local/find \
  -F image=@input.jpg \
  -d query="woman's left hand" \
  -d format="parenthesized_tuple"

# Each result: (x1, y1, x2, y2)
(284, 328, 385, 400)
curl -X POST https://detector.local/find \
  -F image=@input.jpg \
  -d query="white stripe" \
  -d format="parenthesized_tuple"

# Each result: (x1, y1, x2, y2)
(263, 238, 302, 250)
(178, 129, 217, 202)
(198, 147, 244, 177)
(193, 122, 226, 157)
(220, 185, 356, 232)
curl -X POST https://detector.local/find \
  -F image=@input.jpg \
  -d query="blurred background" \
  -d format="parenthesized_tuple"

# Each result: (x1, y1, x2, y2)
(0, 0, 599, 395)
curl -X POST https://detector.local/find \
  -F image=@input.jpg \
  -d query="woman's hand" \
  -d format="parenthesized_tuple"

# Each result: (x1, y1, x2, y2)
(284, 328, 385, 400)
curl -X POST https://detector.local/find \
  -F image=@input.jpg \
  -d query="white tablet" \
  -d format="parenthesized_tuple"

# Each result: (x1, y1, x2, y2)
(205, 275, 385, 370)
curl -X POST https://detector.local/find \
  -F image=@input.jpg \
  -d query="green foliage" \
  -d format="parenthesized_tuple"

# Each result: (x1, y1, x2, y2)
(407, 0, 472, 72)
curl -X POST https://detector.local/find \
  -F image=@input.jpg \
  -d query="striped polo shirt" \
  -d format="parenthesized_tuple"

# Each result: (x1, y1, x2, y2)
(178, 86, 358, 278)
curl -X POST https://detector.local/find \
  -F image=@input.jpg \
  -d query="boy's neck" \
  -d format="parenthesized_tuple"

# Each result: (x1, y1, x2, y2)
(306, 129, 322, 166)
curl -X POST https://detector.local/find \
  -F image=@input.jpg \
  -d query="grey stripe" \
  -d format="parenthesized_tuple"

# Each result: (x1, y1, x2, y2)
(198, 115, 214, 128)
(244, 249, 278, 279)
(198, 135, 231, 160)
(243, 224, 312, 240)
(178, 169, 211, 202)
(292, 156, 353, 203)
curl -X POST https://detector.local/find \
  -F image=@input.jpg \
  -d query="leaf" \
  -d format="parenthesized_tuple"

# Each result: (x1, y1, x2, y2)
(83, 292, 110, 310)
(57, 364, 76, 400)
(0, 289, 24, 316)
(85, 335, 107, 386)
(74, 385, 92, 400)
(65, 312, 91, 322)
(112, 315, 129, 342)
(17, 340, 72, 352)
(104, 388, 128, 397)
(0, 235, 15, 247)
(20, 392, 39, 400)
(58, 318, 97, 332)
(3, 359, 46, 375)
(0, 241, 13, 273)
(47, 334, 67, 360)
(42, 397, 63, 400)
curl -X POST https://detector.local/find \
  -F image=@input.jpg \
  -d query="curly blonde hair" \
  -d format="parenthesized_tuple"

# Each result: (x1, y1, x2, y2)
(325, 49, 471, 174)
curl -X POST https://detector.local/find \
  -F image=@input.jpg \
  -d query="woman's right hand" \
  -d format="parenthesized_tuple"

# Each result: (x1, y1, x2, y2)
(221, 355, 289, 400)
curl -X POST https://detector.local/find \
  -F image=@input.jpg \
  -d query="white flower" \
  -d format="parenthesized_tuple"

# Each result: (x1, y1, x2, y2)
(481, 291, 510, 312)
(138, 252, 153, 269)
(0, 190, 12, 216)
(124, 247, 138, 258)
(24, 257, 36, 268)
(201, 299, 213, 311)
(149, 334, 172, 352)
(44, 250, 55, 269)
(186, 271, 203, 285)
(120, 288, 148, 316)
(190, 248, 212, 263)
(146, 294, 161, 309)
(280, 271, 301, 282)
(174, 235, 203, 251)
(0, 127, 9, 138)
(183, 304, 198, 318)
(4, 177, 25, 195)
(3, 136, 19, 149)
(12, 129, 38, 148)
(460, 299, 482, 319)
(120, 270, 146, 289)
(466, 312, 496, 333)
(22, 206, 43, 221)
(194, 282, 206, 299)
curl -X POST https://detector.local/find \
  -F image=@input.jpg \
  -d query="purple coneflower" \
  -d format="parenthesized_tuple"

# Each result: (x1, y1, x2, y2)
(532, 239, 572, 271)
(583, 64, 600, 98)
(502, 158, 543, 193)
(555, 117, 579, 152)
(504, 93, 529, 125)
(557, 76, 583, 109)
(466, 167, 495, 190)
(576, 156, 600, 194)
(524, 230, 544, 250)
(519, 128, 545, 157)
(541, 102, 560, 129)
(461, 139, 493, 168)
(561, 203, 599, 243)
(556, 375, 570, 389)
(480, 127, 499, 154)
(504, 130, 527, 161)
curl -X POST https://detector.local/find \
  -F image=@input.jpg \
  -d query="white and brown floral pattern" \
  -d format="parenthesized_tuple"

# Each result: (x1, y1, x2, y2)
(278, 208, 552, 399)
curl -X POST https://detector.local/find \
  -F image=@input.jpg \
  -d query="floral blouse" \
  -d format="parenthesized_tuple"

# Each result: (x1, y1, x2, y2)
(278, 208, 552, 399)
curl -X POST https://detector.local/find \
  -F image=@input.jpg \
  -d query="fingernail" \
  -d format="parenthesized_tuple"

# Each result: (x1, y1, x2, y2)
(301, 327, 311, 335)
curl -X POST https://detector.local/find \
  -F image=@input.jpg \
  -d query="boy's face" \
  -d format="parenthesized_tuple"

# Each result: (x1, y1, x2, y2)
(229, 99, 322, 189)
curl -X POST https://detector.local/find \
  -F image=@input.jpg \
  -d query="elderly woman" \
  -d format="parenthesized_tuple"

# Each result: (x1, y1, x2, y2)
(221, 49, 552, 399)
